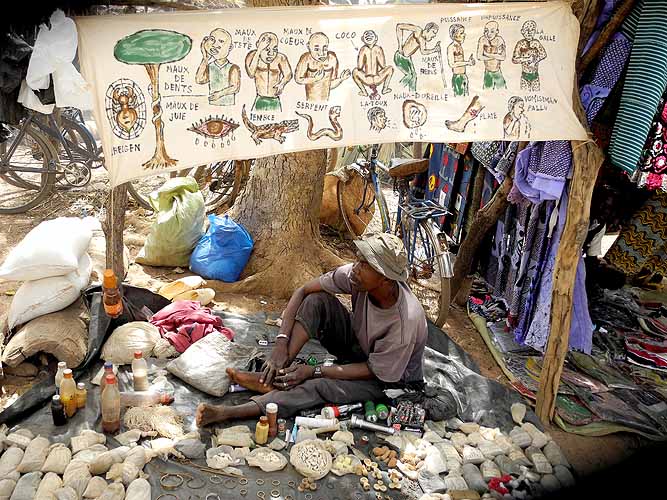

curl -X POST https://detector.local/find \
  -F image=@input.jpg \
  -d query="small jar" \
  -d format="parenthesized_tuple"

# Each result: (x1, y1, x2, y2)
(266, 403, 278, 438)
(76, 382, 87, 409)
(255, 416, 269, 445)
(277, 418, 287, 437)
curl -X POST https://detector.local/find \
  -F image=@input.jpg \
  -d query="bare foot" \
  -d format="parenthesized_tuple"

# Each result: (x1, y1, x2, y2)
(196, 403, 228, 427)
(226, 368, 273, 394)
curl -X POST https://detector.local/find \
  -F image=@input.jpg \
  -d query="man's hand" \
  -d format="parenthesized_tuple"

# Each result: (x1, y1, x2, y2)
(274, 364, 315, 389)
(201, 36, 214, 57)
(260, 340, 290, 386)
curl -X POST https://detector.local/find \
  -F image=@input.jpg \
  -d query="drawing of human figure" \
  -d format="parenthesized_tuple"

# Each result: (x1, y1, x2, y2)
(367, 106, 387, 132)
(477, 21, 506, 90)
(352, 31, 394, 99)
(512, 20, 547, 91)
(503, 96, 531, 139)
(394, 23, 441, 92)
(245, 32, 293, 112)
(195, 29, 241, 106)
(447, 24, 475, 97)
(295, 32, 351, 102)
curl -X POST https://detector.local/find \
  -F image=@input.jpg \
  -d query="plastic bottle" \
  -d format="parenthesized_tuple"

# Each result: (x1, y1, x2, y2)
(255, 416, 269, 445)
(364, 400, 378, 423)
(51, 394, 66, 426)
(120, 391, 174, 407)
(54, 361, 67, 393)
(102, 269, 123, 318)
(101, 373, 121, 433)
(266, 403, 278, 438)
(131, 351, 149, 391)
(60, 369, 77, 418)
(100, 362, 114, 395)
(76, 382, 87, 409)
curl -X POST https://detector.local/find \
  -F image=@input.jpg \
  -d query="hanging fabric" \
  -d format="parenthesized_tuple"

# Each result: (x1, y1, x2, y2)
(634, 89, 667, 191)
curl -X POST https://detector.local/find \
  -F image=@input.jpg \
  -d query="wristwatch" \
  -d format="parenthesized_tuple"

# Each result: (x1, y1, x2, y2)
(313, 365, 323, 378)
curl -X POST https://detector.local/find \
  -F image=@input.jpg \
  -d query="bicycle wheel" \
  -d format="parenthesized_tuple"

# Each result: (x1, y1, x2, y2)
(337, 175, 376, 237)
(399, 215, 451, 327)
(60, 117, 103, 169)
(0, 125, 57, 214)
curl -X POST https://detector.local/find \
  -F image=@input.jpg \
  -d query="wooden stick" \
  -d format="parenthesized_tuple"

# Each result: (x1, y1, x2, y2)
(535, 91, 605, 423)
(577, 0, 637, 75)
(103, 183, 129, 281)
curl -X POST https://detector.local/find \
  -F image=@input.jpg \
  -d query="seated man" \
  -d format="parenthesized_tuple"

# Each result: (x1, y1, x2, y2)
(196, 233, 428, 425)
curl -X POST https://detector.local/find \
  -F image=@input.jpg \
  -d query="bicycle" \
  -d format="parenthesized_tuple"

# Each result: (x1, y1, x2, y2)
(336, 144, 453, 327)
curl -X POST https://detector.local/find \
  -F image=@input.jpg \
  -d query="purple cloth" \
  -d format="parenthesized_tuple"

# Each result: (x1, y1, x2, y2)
(580, 32, 632, 126)
(512, 142, 572, 203)
(521, 189, 594, 353)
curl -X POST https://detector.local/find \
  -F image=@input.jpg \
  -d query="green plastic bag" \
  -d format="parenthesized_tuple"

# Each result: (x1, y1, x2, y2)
(135, 176, 205, 267)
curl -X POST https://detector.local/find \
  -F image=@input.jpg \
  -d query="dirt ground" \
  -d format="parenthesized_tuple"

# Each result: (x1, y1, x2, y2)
(0, 187, 646, 481)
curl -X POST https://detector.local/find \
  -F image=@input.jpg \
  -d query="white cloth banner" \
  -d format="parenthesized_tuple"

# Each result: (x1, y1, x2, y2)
(75, 2, 586, 187)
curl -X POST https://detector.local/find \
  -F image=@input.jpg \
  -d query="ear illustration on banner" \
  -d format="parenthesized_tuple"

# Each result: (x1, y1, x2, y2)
(114, 29, 192, 170)
(296, 106, 343, 141)
(403, 100, 427, 129)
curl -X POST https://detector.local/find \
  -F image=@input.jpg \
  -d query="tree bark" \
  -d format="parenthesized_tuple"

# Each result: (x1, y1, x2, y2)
(535, 93, 605, 423)
(103, 183, 129, 281)
(143, 63, 176, 170)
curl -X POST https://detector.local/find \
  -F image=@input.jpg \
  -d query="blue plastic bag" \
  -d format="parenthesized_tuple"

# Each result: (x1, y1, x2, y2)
(190, 214, 254, 282)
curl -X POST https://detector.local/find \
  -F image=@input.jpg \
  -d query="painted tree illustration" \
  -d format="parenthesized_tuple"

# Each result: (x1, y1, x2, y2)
(114, 30, 192, 170)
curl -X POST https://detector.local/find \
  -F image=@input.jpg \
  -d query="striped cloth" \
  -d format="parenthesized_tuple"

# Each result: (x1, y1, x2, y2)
(609, 0, 667, 175)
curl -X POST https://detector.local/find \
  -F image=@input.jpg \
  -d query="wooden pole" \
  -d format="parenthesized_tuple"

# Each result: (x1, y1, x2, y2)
(535, 93, 605, 423)
(103, 184, 129, 281)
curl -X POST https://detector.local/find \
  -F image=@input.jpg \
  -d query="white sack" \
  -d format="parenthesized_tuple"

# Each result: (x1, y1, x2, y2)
(0, 447, 24, 479)
(53, 487, 78, 500)
(35, 472, 62, 500)
(71, 430, 106, 454)
(0, 479, 16, 500)
(125, 478, 151, 500)
(101, 322, 161, 364)
(97, 483, 125, 500)
(0, 217, 92, 281)
(16, 436, 50, 473)
(167, 332, 257, 396)
(9, 471, 42, 500)
(63, 459, 91, 497)
(7, 253, 91, 330)
(82, 477, 107, 498)
(41, 443, 71, 474)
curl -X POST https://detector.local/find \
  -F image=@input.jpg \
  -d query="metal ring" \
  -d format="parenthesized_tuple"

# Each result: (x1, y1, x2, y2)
(209, 475, 224, 484)
(305, 494, 313, 500)
(257, 492, 266, 500)
(239, 478, 249, 486)
(240, 490, 248, 497)
(156, 495, 178, 500)
(256, 479, 265, 486)
(271, 490, 280, 498)
(272, 480, 281, 487)
(161, 473, 184, 491)
(186, 477, 206, 489)
(285, 496, 294, 500)
(223, 478, 237, 490)
(206, 495, 221, 500)
(288, 481, 296, 489)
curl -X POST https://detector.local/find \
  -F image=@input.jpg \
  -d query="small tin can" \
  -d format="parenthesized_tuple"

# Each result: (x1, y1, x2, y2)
(277, 418, 287, 435)
(359, 435, 369, 445)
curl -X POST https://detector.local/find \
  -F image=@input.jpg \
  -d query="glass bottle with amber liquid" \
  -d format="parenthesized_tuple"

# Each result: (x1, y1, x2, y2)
(102, 269, 123, 318)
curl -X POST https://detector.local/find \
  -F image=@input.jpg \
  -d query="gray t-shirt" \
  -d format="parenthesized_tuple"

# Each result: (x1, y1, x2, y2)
(319, 264, 428, 384)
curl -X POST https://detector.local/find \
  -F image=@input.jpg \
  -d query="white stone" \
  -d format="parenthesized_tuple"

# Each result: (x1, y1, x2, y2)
(520, 423, 549, 449)
(451, 433, 469, 453)
(508, 446, 531, 466)
(435, 442, 462, 464)
(530, 452, 553, 475)
(481, 460, 502, 481)
(462, 445, 485, 465)
(479, 427, 501, 441)
(493, 435, 513, 455)
(478, 440, 504, 460)
(447, 460, 462, 476)
(459, 423, 481, 435)
(494, 455, 520, 476)
(462, 463, 488, 493)
(542, 441, 570, 468)
(511, 403, 526, 425)
(467, 432, 486, 447)
(444, 475, 468, 491)
(509, 428, 532, 449)
(446, 417, 464, 430)
(540, 474, 561, 493)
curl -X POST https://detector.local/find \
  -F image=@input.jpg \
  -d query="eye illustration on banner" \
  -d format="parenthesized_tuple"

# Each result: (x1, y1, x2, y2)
(188, 115, 239, 139)
(446, 96, 484, 133)
(295, 106, 343, 141)
(105, 78, 147, 140)
(114, 29, 192, 170)
(242, 105, 299, 145)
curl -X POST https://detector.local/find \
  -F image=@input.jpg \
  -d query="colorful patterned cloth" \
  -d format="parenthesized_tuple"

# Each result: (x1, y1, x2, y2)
(634, 89, 667, 191)
(606, 190, 667, 277)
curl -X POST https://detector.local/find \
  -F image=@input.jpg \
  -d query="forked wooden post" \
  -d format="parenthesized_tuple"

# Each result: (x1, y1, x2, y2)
(104, 183, 129, 281)
(535, 91, 605, 423)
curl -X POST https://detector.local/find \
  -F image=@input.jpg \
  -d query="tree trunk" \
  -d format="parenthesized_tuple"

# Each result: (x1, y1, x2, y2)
(204, 0, 343, 298)
(143, 63, 176, 170)
(103, 183, 129, 281)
